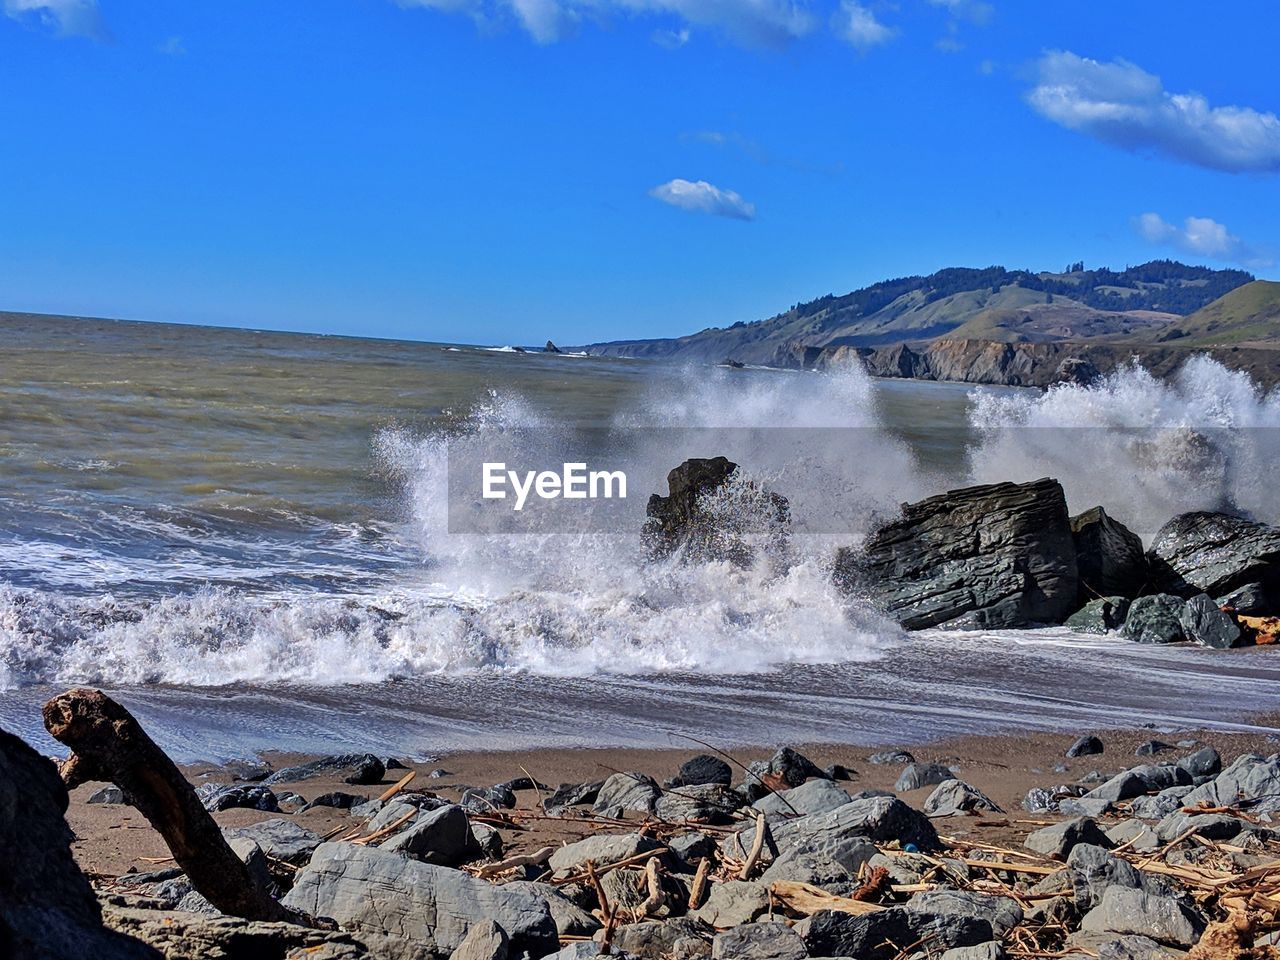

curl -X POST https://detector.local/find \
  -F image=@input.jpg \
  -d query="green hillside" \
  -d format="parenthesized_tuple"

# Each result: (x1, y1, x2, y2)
(1137, 280, 1280, 348)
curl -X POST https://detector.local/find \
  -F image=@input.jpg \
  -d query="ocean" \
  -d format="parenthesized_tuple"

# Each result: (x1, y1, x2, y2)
(3, 312, 1279, 760)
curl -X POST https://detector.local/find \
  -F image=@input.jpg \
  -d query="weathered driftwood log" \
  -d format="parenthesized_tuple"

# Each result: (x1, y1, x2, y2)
(42, 687, 322, 928)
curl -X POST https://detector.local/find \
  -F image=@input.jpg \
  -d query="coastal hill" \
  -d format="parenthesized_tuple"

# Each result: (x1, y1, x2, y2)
(583, 261, 1280, 386)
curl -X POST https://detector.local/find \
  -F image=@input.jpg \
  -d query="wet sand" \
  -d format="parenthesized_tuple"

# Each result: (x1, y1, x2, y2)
(65, 717, 1280, 879)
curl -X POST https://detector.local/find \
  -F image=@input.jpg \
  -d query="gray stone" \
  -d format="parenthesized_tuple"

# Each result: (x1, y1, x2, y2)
(549, 832, 660, 875)
(1104, 821, 1160, 854)
(674, 755, 733, 787)
(869, 750, 915, 764)
(836, 478, 1079, 630)
(448, 919, 508, 960)
(503, 881, 601, 937)
(88, 785, 126, 804)
(1066, 599, 1131, 634)
(923, 779, 1002, 817)
(1123, 595, 1187, 644)
(379, 803, 472, 864)
(712, 922, 806, 960)
(1096, 934, 1178, 960)
(593, 772, 661, 817)
(282, 843, 558, 957)
(225, 818, 322, 865)
(1065, 844, 1169, 909)
(759, 837, 878, 893)
(1025, 818, 1112, 860)
(1181, 593, 1245, 649)
(668, 831, 717, 864)
(1179, 753, 1280, 814)
(304, 791, 366, 811)
(803, 906, 993, 959)
(470, 822, 503, 859)
(941, 944, 1007, 960)
(266, 754, 385, 786)
(196, 783, 279, 813)
(895, 763, 956, 792)
(728, 795, 939, 860)
(1148, 511, 1280, 603)
(545, 781, 603, 812)
(614, 917, 711, 958)
(461, 785, 517, 814)
(754, 779, 851, 818)
(1127, 786, 1193, 820)
(1067, 735, 1105, 758)
(1177, 746, 1222, 780)
(1079, 887, 1205, 948)
(1156, 811, 1249, 842)
(1072, 506, 1148, 603)
(1058, 797, 1116, 818)
(656, 783, 744, 823)
(1136, 740, 1175, 757)
(907, 890, 1023, 936)
(691, 880, 769, 926)
(1219, 582, 1271, 615)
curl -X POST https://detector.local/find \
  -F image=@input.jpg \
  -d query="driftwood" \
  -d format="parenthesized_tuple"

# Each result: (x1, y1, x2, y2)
(769, 879, 883, 916)
(475, 845, 556, 879)
(739, 812, 768, 880)
(42, 687, 322, 928)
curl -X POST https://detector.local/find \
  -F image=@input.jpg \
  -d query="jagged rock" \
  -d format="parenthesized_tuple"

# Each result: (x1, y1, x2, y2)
(1079, 887, 1206, 948)
(1156, 811, 1249, 842)
(1072, 507, 1148, 603)
(1085, 765, 1190, 804)
(88, 785, 126, 804)
(1127, 786, 1193, 820)
(759, 837, 878, 893)
(1177, 746, 1221, 779)
(196, 783, 279, 813)
(448, 919, 508, 960)
(265, 754, 385, 786)
(1058, 796, 1116, 818)
(655, 784, 743, 823)
(592, 773, 660, 817)
(1179, 753, 1280, 814)
(366, 797, 449, 834)
(470, 823, 503, 860)
(549, 833, 660, 875)
(1023, 784, 1085, 814)
(923, 779, 1003, 817)
(1219, 582, 1271, 615)
(1123, 595, 1186, 644)
(305, 791, 365, 811)
(869, 750, 915, 764)
(502, 882, 600, 937)
(379, 803, 472, 864)
(825, 763, 856, 781)
(754, 779, 851, 819)
(1180, 594, 1245, 648)
(644, 457, 788, 563)
(282, 843, 557, 957)
(1096, 935, 1179, 960)
(803, 906, 993, 959)
(1025, 818, 1112, 860)
(1066, 598, 1131, 634)
(907, 890, 1023, 937)
(1056, 357, 1102, 386)
(690, 881, 769, 927)
(1148, 511, 1280, 604)
(102, 904, 414, 960)
(545, 781, 603, 812)
(1104, 821, 1161, 854)
(837, 478, 1079, 629)
(461, 785, 517, 814)
(728, 795, 939, 859)
(1067, 735, 1104, 758)
(1064, 844, 1170, 909)
(224, 818, 322, 866)
(712, 921, 806, 960)
(613, 917, 711, 958)
(668, 831, 717, 865)
(544, 340, 562, 354)
(0, 728, 160, 960)
(895, 762, 955, 792)
(673, 755, 733, 787)
(742, 747, 828, 798)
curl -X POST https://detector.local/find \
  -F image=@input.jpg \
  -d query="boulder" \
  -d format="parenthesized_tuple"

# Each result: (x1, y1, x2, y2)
(1065, 598, 1130, 634)
(1064, 844, 1170, 909)
(907, 890, 1022, 937)
(759, 837, 878, 893)
(869, 750, 915, 765)
(835, 478, 1079, 629)
(727, 795, 939, 859)
(196, 783, 279, 813)
(673, 755, 733, 787)
(895, 762, 955, 792)
(281, 843, 558, 957)
(1148, 511, 1280, 604)
(1025, 818, 1112, 860)
(265, 754, 385, 786)
(1096, 935, 1179, 960)
(923, 780, 1002, 817)
(1180, 594, 1245, 649)
(1177, 746, 1221, 779)
(502, 882, 600, 937)
(1178, 753, 1280, 815)
(1122, 595, 1186, 644)
(1071, 507, 1148, 603)
(711, 921, 806, 960)
(448, 919, 508, 960)
(655, 784, 743, 823)
(644, 457, 788, 563)
(1127, 786, 1193, 820)
(1066, 735, 1104, 758)
(88, 785, 126, 804)
(942, 944, 1007, 960)
(461, 785, 517, 814)
(740, 747, 827, 799)
(802, 906, 993, 959)
(549, 833, 660, 875)
(0, 728, 161, 960)
(224, 818, 322, 865)
(613, 917, 711, 958)
(1218, 582, 1271, 615)
(753, 779, 851, 819)
(379, 803, 472, 864)
(545, 781, 603, 813)
(1104, 821, 1160, 854)
(592, 773, 661, 817)
(690, 880, 769, 927)
(1079, 887, 1205, 948)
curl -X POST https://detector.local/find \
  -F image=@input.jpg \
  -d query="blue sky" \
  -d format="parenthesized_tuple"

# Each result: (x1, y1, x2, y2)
(2, 0, 1278, 344)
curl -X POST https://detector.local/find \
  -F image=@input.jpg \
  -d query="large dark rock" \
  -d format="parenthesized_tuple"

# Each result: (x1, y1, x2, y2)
(1122, 595, 1186, 644)
(836, 478, 1079, 629)
(1180, 593, 1245, 648)
(803, 906, 992, 959)
(672, 754, 733, 787)
(0, 728, 160, 960)
(1148, 511, 1280, 605)
(644, 457, 788, 563)
(265, 753, 385, 786)
(1065, 597, 1130, 634)
(1071, 507, 1148, 604)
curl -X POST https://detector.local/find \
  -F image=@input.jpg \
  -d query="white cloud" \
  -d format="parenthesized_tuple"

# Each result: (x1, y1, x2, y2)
(833, 0, 893, 52)
(3, 0, 107, 39)
(1135, 212, 1271, 267)
(1028, 51, 1280, 173)
(398, 0, 815, 47)
(928, 0, 993, 26)
(650, 178, 756, 220)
